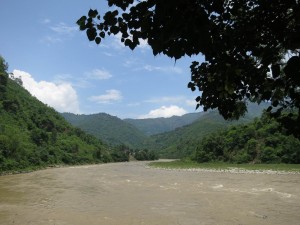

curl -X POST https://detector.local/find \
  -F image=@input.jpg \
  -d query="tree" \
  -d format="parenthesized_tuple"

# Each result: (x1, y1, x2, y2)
(0, 56, 8, 100)
(77, 0, 300, 136)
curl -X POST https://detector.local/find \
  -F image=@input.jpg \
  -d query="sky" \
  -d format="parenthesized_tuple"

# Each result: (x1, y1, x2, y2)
(0, 0, 204, 119)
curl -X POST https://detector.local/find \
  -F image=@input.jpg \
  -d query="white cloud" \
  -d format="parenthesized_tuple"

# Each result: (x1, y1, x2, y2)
(89, 89, 123, 104)
(142, 65, 183, 74)
(109, 33, 125, 50)
(145, 96, 186, 104)
(103, 52, 114, 57)
(40, 36, 63, 44)
(41, 22, 78, 44)
(41, 18, 51, 24)
(13, 70, 80, 113)
(138, 105, 187, 119)
(145, 96, 198, 107)
(138, 38, 149, 49)
(110, 33, 150, 50)
(185, 99, 197, 107)
(84, 69, 113, 80)
(50, 22, 77, 35)
(122, 57, 141, 68)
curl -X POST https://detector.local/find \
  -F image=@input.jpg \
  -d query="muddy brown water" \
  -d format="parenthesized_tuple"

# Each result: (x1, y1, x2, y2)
(0, 161, 299, 225)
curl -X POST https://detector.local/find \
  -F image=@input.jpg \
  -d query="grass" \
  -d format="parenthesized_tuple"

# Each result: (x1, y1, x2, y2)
(148, 160, 300, 173)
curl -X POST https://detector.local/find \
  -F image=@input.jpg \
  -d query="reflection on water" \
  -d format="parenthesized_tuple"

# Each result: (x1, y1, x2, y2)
(0, 162, 299, 225)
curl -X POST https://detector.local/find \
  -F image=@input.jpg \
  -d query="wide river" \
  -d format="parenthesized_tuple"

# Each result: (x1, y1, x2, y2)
(0, 161, 299, 225)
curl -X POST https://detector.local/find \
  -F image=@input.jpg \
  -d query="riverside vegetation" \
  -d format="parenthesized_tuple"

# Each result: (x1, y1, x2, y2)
(149, 160, 300, 173)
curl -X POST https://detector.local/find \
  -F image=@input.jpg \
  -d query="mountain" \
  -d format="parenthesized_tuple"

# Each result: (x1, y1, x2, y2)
(62, 102, 270, 159)
(0, 58, 113, 173)
(148, 103, 270, 158)
(61, 112, 150, 148)
(124, 112, 205, 135)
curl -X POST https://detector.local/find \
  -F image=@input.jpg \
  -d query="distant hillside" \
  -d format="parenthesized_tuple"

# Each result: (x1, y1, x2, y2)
(148, 103, 269, 158)
(0, 57, 113, 172)
(62, 102, 270, 157)
(61, 113, 150, 148)
(124, 112, 205, 135)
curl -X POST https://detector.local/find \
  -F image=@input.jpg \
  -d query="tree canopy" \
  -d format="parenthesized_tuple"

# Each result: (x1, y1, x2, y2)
(77, 0, 300, 137)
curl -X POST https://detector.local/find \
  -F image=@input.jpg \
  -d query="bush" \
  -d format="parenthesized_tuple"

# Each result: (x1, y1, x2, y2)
(260, 146, 279, 163)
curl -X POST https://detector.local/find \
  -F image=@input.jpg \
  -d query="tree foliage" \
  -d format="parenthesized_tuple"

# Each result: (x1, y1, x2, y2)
(0, 57, 123, 173)
(193, 112, 300, 164)
(78, 0, 300, 137)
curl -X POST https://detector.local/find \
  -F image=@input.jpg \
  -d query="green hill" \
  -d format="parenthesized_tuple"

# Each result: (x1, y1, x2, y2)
(61, 112, 150, 149)
(124, 112, 205, 135)
(148, 103, 269, 158)
(61, 101, 270, 159)
(0, 57, 113, 173)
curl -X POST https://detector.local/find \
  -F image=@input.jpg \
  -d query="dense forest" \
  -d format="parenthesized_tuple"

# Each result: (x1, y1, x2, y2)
(193, 113, 300, 164)
(61, 112, 149, 149)
(0, 56, 129, 173)
(124, 113, 205, 135)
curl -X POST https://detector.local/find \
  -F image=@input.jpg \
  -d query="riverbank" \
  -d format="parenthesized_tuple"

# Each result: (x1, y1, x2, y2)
(148, 160, 300, 175)
(2, 159, 300, 176)
(0, 162, 103, 176)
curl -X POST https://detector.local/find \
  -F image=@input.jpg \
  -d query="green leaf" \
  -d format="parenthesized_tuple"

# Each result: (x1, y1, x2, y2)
(266, 106, 273, 112)
(188, 82, 196, 91)
(110, 26, 119, 35)
(271, 64, 280, 78)
(79, 25, 86, 31)
(88, 9, 98, 18)
(125, 39, 135, 50)
(76, 16, 87, 26)
(95, 37, 101, 45)
(86, 28, 97, 41)
(99, 31, 105, 38)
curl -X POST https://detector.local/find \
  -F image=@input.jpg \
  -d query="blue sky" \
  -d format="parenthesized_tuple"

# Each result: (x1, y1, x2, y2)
(0, 0, 204, 119)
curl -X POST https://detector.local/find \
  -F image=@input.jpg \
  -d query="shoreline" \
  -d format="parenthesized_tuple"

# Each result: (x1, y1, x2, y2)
(147, 164, 300, 175)
(148, 166, 300, 175)
(2, 160, 300, 176)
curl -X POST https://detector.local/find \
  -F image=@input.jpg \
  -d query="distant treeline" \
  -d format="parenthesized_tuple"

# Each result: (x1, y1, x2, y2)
(112, 144, 159, 162)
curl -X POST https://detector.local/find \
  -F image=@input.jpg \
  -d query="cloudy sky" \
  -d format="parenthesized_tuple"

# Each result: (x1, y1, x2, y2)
(0, 0, 204, 119)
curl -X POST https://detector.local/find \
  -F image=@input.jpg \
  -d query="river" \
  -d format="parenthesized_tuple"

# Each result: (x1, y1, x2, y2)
(0, 161, 299, 225)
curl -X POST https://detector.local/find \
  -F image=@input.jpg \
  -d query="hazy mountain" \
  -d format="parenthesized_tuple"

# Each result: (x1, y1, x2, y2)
(62, 102, 269, 159)
(124, 112, 205, 135)
(147, 103, 270, 158)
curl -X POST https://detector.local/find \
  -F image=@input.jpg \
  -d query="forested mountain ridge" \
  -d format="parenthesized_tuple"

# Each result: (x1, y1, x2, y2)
(147, 111, 237, 158)
(61, 112, 150, 149)
(124, 112, 205, 135)
(147, 108, 265, 158)
(62, 102, 269, 159)
(61, 112, 207, 147)
(0, 57, 114, 172)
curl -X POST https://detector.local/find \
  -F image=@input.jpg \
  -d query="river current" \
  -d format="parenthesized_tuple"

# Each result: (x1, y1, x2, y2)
(0, 161, 299, 225)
